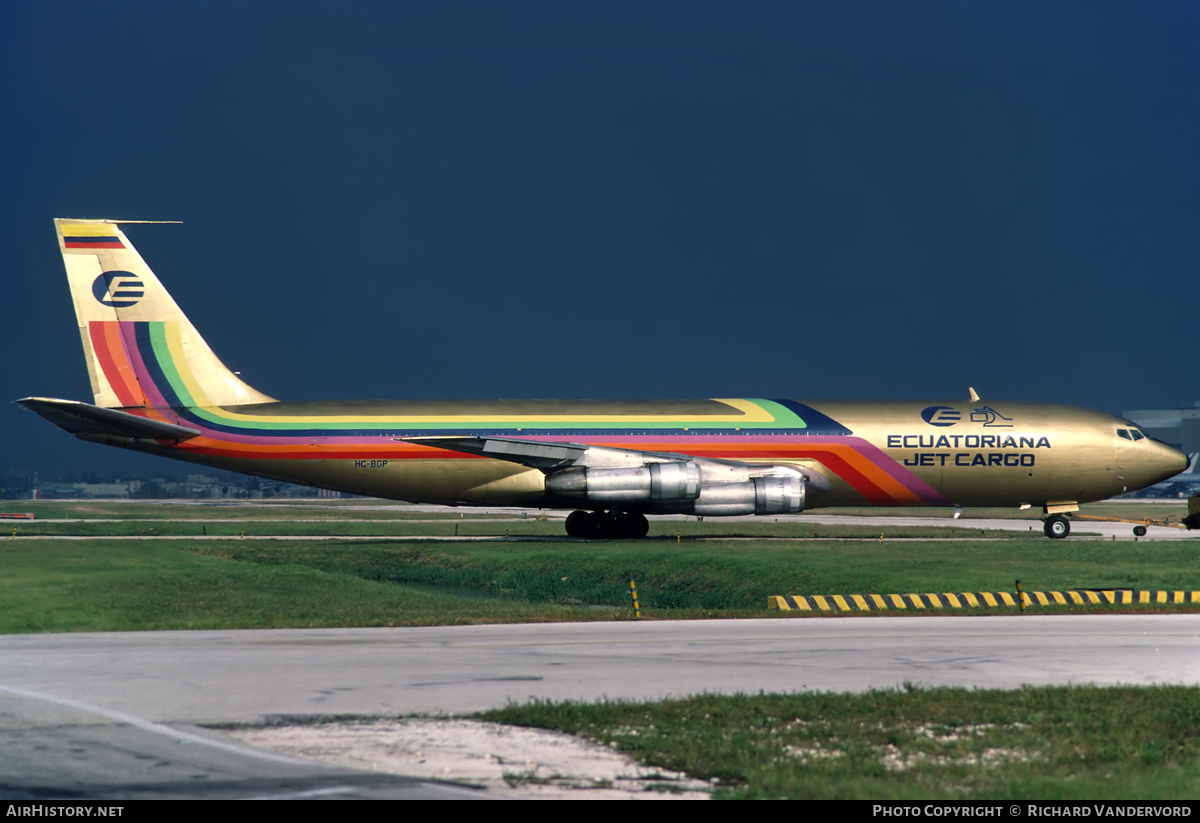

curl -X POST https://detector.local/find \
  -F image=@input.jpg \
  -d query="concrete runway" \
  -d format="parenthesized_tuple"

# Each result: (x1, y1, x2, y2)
(3, 615, 1199, 798)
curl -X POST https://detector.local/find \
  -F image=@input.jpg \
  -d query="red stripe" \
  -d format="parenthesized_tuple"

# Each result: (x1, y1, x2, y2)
(89, 322, 144, 407)
(65, 241, 125, 249)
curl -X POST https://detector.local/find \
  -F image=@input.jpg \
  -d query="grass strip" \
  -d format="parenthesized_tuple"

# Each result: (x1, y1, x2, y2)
(4, 532, 1198, 633)
(479, 685, 1200, 799)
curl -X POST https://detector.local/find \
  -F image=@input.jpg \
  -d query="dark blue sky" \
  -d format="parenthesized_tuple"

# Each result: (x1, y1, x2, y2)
(3, 1, 1198, 477)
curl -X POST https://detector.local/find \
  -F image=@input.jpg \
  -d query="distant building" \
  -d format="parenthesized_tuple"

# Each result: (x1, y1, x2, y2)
(1123, 401, 1200, 465)
(1122, 401, 1200, 498)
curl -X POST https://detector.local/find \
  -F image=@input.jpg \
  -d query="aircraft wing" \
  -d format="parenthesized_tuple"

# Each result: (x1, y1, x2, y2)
(400, 435, 688, 470)
(16, 397, 202, 441)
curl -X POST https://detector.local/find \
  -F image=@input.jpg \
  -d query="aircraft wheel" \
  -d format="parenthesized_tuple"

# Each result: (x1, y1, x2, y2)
(619, 512, 650, 539)
(1044, 515, 1071, 539)
(565, 510, 589, 537)
(584, 512, 612, 539)
(1133, 525, 1148, 537)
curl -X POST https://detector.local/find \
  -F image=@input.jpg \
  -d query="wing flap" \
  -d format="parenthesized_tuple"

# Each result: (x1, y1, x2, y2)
(400, 435, 692, 470)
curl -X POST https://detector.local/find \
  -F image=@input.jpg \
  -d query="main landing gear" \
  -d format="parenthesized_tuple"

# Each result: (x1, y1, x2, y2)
(564, 510, 650, 539)
(1043, 514, 1071, 539)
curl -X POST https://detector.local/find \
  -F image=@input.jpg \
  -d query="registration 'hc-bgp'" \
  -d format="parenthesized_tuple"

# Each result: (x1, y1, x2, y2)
(19, 220, 1189, 539)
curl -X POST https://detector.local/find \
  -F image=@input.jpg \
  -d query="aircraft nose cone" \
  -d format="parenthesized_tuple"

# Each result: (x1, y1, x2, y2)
(1148, 440, 1189, 484)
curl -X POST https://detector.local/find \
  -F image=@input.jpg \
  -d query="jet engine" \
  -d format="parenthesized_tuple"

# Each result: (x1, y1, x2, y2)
(546, 461, 811, 515)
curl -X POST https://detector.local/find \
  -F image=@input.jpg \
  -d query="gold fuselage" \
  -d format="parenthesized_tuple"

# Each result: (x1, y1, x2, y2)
(92, 397, 1186, 512)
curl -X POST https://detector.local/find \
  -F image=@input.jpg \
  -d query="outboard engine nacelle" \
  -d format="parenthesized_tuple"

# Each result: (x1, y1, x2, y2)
(693, 471, 806, 516)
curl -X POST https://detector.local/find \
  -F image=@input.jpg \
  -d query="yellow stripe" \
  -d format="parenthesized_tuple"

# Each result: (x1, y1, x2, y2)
(1174, 591, 1184, 604)
(162, 323, 214, 406)
(888, 594, 907, 609)
(851, 594, 870, 610)
(925, 594, 943, 608)
(1139, 591, 1150, 604)
(793, 597, 811, 611)
(1051, 591, 1066, 605)
(943, 593, 962, 608)
(768, 596, 788, 611)
(172, 395, 781, 426)
(963, 593, 979, 607)
(870, 594, 888, 609)
(907, 595, 925, 609)
(832, 595, 850, 611)
(999, 592, 1016, 606)
(981, 592, 997, 607)
(1069, 591, 1084, 604)
(60, 223, 119, 236)
(1120, 591, 1132, 604)
(812, 596, 831, 611)
(1084, 591, 1100, 603)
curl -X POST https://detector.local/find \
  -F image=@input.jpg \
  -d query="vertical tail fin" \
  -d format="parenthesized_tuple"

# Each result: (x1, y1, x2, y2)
(55, 218, 276, 409)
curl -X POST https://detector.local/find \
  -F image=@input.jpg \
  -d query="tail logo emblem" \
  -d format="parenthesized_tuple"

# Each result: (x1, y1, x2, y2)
(92, 271, 145, 307)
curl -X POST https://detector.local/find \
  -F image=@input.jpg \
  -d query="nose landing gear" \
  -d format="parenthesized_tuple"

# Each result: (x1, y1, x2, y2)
(1043, 515, 1071, 539)
(564, 510, 650, 539)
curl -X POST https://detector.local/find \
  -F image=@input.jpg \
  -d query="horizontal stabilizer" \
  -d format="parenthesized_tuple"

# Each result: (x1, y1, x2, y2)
(16, 397, 201, 441)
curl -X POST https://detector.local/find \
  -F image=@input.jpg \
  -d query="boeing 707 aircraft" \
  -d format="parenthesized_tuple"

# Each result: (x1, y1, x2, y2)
(18, 219, 1189, 539)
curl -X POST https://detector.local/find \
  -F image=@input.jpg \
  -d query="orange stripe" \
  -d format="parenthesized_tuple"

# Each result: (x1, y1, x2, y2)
(619, 441, 924, 504)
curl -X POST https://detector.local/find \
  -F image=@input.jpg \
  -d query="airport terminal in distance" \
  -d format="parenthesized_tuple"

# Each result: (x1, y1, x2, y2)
(17, 218, 1191, 540)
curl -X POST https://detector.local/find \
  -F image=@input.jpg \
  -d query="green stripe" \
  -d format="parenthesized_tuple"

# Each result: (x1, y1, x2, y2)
(172, 398, 814, 433)
(148, 323, 196, 407)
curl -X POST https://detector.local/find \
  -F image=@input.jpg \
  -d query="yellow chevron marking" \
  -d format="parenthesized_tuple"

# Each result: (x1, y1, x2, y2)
(770, 590, 1200, 613)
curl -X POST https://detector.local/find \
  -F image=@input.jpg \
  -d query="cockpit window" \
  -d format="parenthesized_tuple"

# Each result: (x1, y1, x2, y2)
(1130, 429, 1145, 441)
(1117, 429, 1132, 440)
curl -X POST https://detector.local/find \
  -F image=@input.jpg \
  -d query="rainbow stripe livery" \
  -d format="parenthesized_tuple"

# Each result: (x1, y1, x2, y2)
(19, 219, 1188, 539)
